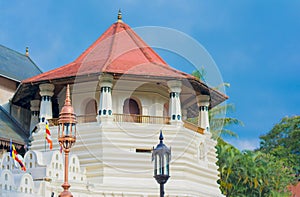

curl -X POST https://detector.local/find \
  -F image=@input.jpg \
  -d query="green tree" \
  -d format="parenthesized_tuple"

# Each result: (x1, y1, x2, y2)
(209, 103, 243, 139)
(259, 116, 300, 193)
(191, 67, 206, 81)
(217, 140, 294, 197)
(190, 70, 294, 196)
(216, 139, 241, 196)
(260, 116, 300, 170)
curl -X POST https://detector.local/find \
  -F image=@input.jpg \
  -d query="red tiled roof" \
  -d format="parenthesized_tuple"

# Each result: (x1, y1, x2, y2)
(23, 21, 192, 83)
(289, 182, 300, 197)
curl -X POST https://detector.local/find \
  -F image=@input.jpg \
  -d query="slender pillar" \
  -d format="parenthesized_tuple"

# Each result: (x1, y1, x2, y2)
(39, 83, 55, 123)
(167, 80, 182, 125)
(60, 149, 71, 196)
(160, 183, 164, 197)
(197, 95, 210, 132)
(97, 74, 113, 123)
(30, 100, 40, 131)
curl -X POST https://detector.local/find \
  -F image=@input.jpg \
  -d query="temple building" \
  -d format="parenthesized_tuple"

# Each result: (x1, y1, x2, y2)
(0, 12, 227, 196)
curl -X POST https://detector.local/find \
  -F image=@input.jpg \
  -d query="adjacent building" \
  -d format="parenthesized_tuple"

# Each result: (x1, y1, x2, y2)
(0, 45, 42, 158)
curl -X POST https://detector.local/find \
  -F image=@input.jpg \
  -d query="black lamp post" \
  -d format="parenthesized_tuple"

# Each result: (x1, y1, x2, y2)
(152, 130, 171, 197)
(58, 84, 77, 197)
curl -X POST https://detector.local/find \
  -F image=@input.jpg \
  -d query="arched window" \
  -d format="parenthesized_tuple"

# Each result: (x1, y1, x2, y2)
(123, 98, 140, 115)
(85, 99, 97, 122)
(5, 174, 8, 181)
(85, 99, 97, 115)
(123, 98, 141, 122)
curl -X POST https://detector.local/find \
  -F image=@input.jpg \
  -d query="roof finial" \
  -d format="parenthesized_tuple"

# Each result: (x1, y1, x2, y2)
(117, 9, 122, 22)
(25, 47, 29, 57)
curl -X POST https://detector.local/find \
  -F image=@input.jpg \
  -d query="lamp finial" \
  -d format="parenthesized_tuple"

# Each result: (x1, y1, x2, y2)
(159, 130, 164, 142)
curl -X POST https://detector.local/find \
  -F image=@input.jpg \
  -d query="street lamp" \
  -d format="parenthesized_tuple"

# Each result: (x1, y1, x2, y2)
(58, 84, 77, 197)
(152, 130, 171, 197)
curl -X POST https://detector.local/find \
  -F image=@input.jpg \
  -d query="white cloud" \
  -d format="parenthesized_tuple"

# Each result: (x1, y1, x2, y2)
(225, 138, 260, 151)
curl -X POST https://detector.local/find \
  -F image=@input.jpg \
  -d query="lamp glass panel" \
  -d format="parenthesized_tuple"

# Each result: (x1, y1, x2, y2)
(164, 154, 169, 176)
(64, 123, 70, 135)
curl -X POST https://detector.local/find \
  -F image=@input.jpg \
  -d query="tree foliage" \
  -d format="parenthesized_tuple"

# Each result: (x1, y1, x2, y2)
(209, 103, 243, 139)
(260, 116, 300, 172)
(191, 69, 296, 196)
(217, 138, 294, 197)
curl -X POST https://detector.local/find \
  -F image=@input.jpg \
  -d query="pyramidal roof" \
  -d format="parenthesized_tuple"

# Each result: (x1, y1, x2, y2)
(0, 45, 42, 82)
(23, 14, 191, 84)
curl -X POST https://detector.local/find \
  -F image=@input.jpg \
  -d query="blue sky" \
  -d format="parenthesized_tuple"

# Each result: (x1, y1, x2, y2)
(1, 1, 299, 150)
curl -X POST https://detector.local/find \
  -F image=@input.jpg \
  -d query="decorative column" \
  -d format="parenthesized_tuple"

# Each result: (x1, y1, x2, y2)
(39, 83, 55, 123)
(97, 74, 113, 123)
(167, 80, 182, 125)
(30, 99, 40, 131)
(197, 95, 210, 132)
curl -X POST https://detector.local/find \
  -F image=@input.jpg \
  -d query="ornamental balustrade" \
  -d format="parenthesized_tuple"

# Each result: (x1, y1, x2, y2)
(47, 114, 203, 135)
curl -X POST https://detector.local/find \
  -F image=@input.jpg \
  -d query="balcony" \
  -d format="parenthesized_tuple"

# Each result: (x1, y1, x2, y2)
(48, 114, 170, 125)
(48, 114, 204, 134)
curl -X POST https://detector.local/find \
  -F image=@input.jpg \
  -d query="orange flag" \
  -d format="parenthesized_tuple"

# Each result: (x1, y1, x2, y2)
(45, 122, 53, 150)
